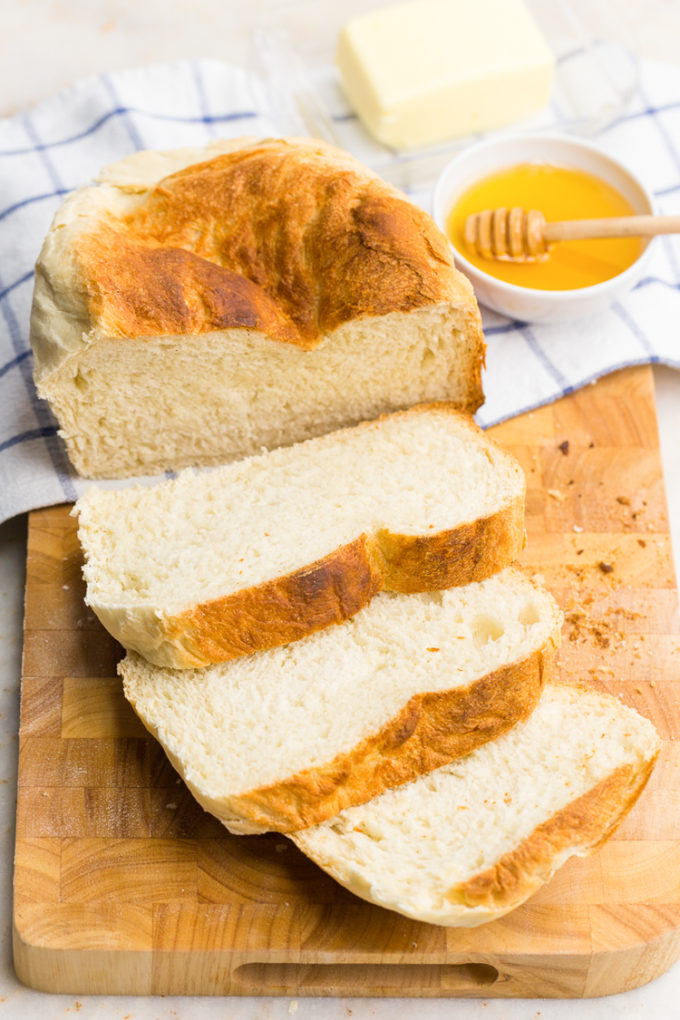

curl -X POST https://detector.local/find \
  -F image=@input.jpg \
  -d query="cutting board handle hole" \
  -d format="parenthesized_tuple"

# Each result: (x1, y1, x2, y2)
(233, 961, 500, 991)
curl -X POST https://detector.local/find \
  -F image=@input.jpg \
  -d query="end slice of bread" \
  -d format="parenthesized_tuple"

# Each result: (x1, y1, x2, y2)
(292, 683, 660, 927)
(77, 404, 525, 668)
(119, 567, 561, 833)
(30, 138, 484, 479)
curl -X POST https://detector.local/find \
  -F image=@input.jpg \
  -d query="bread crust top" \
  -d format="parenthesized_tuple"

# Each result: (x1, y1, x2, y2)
(30, 137, 484, 381)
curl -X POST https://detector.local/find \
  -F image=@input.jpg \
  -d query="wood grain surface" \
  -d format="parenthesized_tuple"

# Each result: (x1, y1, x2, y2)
(12, 366, 680, 997)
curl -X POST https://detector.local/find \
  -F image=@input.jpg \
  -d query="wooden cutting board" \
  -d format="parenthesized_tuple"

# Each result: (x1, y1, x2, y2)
(13, 365, 680, 998)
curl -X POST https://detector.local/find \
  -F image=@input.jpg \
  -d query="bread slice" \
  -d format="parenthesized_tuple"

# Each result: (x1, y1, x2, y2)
(75, 404, 526, 669)
(119, 567, 561, 834)
(30, 137, 485, 479)
(293, 683, 660, 927)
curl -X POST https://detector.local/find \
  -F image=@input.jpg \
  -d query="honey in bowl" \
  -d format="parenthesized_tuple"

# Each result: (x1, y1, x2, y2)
(448, 162, 645, 290)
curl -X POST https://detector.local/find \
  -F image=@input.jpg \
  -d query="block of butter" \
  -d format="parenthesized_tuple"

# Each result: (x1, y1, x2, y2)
(336, 0, 555, 150)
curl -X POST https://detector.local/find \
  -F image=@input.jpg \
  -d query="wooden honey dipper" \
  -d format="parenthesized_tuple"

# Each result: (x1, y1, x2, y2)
(464, 207, 680, 262)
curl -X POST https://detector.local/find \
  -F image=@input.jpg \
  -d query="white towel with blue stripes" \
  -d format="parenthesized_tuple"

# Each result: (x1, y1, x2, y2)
(1, 58, 679, 523)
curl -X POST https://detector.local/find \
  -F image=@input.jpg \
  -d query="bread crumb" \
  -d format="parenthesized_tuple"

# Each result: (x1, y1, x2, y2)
(427, 647, 440, 652)
(289, 1001, 298, 1014)
(573, 525, 583, 533)
(616, 496, 631, 506)
(558, 440, 570, 455)
(548, 488, 565, 501)
(598, 562, 614, 574)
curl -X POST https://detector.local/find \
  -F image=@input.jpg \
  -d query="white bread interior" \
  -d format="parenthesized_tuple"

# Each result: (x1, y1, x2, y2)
(75, 405, 526, 668)
(293, 683, 660, 927)
(119, 567, 562, 834)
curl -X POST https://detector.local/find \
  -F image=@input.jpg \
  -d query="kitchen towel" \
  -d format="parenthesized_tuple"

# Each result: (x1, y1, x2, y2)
(1, 58, 679, 524)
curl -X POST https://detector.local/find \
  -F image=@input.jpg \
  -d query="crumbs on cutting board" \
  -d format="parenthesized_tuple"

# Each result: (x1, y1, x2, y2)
(535, 457, 679, 688)
(564, 597, 641, 650)
(545, 435, 668, 534)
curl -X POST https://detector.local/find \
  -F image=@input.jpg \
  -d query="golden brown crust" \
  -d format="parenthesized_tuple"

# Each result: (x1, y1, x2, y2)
(372, 494, 526, 594)
(223, 638, 558, 832)
(166, 496, 526, 667)
(74, 138, 479, 350)
(449, 751, 660, 913)
(170, 535, 384, 666)
(80, 225, 302, 344)
(163, 459, 526, 667)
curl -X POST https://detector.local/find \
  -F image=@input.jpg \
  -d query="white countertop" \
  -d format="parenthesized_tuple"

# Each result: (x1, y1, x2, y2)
(1, 1, 680, 1017)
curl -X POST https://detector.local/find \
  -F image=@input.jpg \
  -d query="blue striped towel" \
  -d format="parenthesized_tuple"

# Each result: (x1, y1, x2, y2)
(1, 58, 679, 524)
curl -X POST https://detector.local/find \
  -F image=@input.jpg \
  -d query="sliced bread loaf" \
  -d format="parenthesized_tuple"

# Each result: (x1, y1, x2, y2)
(76, 404, 526, 668)
(30, 137, 484, 479)
(119, 567, 561, 834)
(292, 683, 660, 927)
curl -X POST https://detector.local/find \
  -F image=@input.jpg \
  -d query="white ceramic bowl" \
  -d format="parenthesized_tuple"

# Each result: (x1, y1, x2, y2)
(432, 134, 654, 323)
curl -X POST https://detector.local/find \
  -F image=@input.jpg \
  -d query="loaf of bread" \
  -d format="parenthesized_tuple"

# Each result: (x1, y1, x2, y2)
(30, 136, 485, 479)
(293, 683, 660, 927)
(119, 567, 561, 834)
(75, 404, 526, 668)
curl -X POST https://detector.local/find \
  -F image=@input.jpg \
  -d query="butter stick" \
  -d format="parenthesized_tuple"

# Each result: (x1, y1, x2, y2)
(336, 0, 555, 150)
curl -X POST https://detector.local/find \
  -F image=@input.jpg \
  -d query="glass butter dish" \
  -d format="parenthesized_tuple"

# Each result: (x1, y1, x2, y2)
(250, 0, 638, 191)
